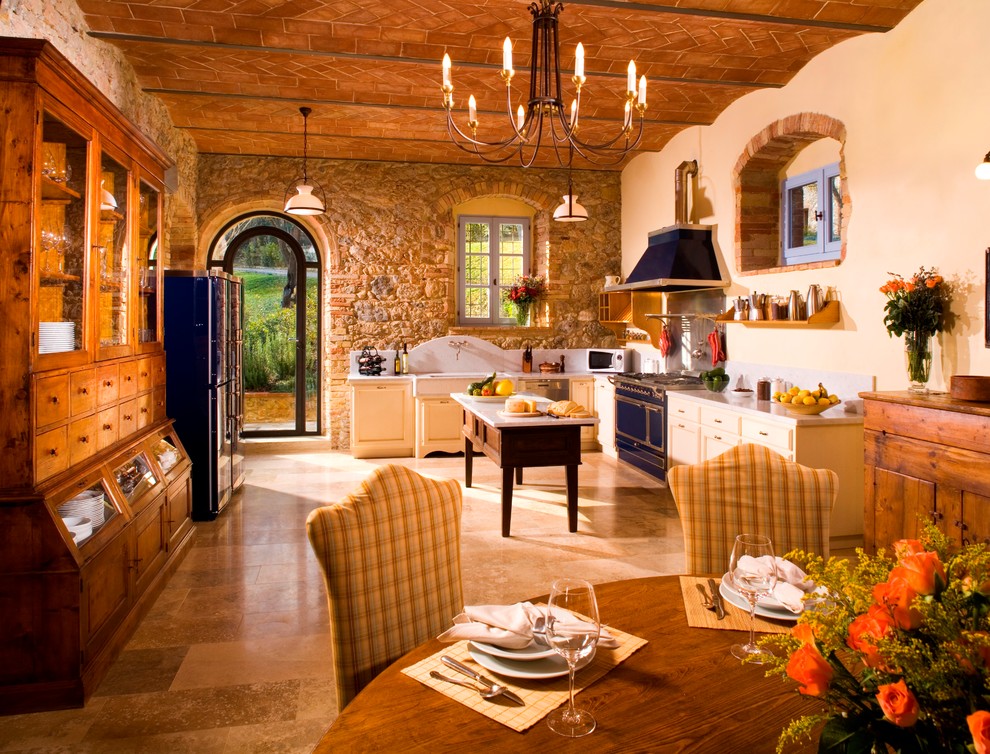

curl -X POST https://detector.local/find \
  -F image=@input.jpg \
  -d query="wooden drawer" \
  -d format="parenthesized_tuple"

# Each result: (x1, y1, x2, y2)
(35, 425, 68, 481)
(36, 373, 70, 428)
(137, 357, 154, 393)
(118, 361, 139, 398)
(118, 398, 137, 438)
(700, 405, 740, 434)
(97, 364, 119, 407)
(136, 393, 153, 430)
(667, 399, 700, 424)
(69, 415, 98, 466)
(70, 368, 97, 416)
(152, 353, 167, 389)
(97, 406, 118, 451)
(152, 386, 167, 423)
(741, 417, 793, 451)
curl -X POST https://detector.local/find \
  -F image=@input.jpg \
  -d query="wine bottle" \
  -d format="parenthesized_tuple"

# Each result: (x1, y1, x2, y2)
(400, 343, 409, 374)
(394, 349, 401, 375)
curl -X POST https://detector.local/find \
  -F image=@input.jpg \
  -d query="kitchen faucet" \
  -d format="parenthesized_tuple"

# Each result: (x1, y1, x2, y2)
(448, 339, 468, 360)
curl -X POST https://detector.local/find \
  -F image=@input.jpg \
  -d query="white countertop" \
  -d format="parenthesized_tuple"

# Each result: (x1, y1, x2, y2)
(667, 389, 864, 426)
(450, 392, 597, 428)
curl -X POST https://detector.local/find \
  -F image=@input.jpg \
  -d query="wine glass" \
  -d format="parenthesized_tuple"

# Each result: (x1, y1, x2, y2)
(728, 533, 777, 664)
(545, 578, 600, 738)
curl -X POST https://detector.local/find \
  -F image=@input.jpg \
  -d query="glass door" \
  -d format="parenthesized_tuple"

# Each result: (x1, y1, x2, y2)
(136, 179, 161, 347)
(97, 149, 130, 358)
(38, 109, 90, 359)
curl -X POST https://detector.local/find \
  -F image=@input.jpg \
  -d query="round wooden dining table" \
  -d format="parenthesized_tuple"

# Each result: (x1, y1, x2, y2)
(313, 576, 819, 753)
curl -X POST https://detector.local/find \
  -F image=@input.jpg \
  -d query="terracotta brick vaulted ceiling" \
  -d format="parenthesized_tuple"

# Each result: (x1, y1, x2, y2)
(77, 0, 923, 171)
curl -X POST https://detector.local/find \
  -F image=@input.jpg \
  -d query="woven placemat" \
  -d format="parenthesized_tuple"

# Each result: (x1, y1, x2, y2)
(402, 623, 647, 732)
(679, 576, 794, 635)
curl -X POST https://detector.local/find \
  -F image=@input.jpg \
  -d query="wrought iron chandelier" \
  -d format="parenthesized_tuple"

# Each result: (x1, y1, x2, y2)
(441, 0, 647, 168)
(283, 107, 326, 216)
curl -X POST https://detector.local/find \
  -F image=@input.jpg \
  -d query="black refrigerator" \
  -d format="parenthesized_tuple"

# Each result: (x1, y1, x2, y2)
(164, 270, 244, 520)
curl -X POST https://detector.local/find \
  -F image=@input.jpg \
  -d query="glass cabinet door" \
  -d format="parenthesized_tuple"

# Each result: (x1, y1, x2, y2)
(56, 479, 119, 548)
(137, 181, 160, 345)
(113, 452, 160, 505)
(38, 111, 89, 356)
(150, 433, 185, 478)
(98, 151, 130, 351)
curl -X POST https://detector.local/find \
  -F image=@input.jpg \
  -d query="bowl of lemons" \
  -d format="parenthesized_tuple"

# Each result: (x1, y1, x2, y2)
(774, 383, 841, 415)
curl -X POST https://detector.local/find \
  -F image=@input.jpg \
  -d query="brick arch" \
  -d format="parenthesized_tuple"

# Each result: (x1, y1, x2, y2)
(733, 113, 849, 274)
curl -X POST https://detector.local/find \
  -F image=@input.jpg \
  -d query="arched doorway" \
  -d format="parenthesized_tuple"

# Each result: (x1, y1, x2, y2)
(208, 213, 321, 436)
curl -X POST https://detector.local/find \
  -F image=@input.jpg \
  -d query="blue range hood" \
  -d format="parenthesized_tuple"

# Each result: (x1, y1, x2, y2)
(607, 223, 730, 293)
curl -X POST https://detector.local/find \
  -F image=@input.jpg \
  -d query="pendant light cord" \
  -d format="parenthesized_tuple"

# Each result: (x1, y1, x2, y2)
(299, 106, 312, 184)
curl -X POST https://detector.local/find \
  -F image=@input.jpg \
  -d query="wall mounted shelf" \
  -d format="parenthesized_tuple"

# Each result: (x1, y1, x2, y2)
(716, 299, 840, 327)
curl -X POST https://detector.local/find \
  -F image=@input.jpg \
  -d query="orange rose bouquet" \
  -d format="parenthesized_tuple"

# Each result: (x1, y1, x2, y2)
(762, 526, 990, 753)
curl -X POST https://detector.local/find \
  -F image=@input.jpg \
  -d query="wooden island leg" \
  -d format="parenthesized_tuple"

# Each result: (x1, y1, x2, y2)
(501, 466, 515, 537)
(566, 464, 578, 532)
(464, 436, 473, 488)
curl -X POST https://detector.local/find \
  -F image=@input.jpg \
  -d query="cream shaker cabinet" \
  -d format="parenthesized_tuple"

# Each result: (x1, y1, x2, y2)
(350, 381, 415, 458)
(416, 396, 464, 458)
(569, 378, 597, 450)
(594, 376, 616, 457)
(666, 393, 864, 545)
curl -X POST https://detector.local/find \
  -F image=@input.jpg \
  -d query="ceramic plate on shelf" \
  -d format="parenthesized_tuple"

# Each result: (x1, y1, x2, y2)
(469, 640, 556, 662)
(719, 575, 799, 622)
(468, 645, 593, 680)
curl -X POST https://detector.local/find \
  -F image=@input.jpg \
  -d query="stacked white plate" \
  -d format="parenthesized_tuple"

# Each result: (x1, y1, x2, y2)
(58, 488, 106, 526)
(62, 516, 93, 544)
(39, 321, 75, 354)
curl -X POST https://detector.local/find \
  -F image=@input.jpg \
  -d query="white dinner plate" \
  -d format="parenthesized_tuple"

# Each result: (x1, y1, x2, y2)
(468, 645, 595, 679)
(719, 575, 799, 622)
(468, 640, 557, 662)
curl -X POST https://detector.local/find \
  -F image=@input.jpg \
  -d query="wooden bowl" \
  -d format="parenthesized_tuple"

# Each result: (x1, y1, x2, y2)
(950, 375, 990, 402)
(781, 399, 841, 415)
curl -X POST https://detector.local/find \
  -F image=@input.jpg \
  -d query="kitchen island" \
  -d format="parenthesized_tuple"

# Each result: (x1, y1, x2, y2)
(451, 393, 597, 537)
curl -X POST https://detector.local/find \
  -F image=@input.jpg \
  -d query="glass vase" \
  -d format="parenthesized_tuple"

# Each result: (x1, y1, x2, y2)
(904, 330, 932, 393)
(514, 303, 531, 327)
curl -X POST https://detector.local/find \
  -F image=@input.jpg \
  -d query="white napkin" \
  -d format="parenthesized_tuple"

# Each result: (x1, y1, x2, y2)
(437, 601, 617, 649)
(736, 556, 814, 614)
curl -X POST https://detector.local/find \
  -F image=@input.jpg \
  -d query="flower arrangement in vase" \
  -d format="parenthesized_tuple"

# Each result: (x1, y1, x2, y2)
(879, 267, 950, 393)
(762, 526, 990, 754)
(506, 274, 546, 326)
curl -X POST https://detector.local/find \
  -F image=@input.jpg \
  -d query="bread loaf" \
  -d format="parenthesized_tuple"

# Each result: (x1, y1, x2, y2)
(547, 400, 589, 417)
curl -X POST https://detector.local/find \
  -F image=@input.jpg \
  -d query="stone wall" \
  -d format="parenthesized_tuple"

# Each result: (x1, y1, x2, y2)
(0, 0, 199, 270)
(195, 155, 623, 449)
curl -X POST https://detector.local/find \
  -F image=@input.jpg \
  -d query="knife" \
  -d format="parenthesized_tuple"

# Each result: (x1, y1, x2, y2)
(440, 655, 526, 706)
(707, 578, 726, 620)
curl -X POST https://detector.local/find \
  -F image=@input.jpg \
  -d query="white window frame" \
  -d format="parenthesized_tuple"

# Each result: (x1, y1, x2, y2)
(781, 162, 841, 265)
(457, 215, 531, 326)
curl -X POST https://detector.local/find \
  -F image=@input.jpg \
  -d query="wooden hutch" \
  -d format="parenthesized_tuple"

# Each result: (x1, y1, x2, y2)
(0, 39, 194, 712)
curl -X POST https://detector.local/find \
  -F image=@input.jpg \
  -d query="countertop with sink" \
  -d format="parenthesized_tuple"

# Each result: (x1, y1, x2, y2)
(346, 371, 599, 396)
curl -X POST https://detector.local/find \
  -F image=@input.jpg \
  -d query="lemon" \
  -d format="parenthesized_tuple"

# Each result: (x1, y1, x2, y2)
(788, 386, 801, 396)
(779, 394, 792, 403)
(797, 389, 811, 398)
(829, 394, 840, 404)
(818, 397, 831, 406)
(803, 396, 817, 405)
(495, 379, 514, 396)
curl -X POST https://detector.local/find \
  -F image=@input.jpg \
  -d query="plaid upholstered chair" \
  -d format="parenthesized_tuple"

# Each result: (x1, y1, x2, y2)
(667, 443, 838, 575)
(306, 464, 464, 711)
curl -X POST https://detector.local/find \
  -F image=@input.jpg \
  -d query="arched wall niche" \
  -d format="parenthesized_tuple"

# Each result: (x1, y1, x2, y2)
(733, 113, 850, 275)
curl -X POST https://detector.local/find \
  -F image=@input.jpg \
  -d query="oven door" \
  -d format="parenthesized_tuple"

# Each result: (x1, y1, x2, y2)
(615, 395, 664, 450)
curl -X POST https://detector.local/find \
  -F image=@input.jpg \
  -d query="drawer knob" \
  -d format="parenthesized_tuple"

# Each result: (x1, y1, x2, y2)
(123, 414, 132, 421)
(49, 448, 57, 457)
(79, 435, 89, 443)
(141, 407, 148, 413)
(103, 423, 113, 430)
(104, 380, 113, 387)
(80, 387, 89, 395)
(141, 371, 149, 377)
(51, 396, 59, 404)
(125, 375, 133, 382)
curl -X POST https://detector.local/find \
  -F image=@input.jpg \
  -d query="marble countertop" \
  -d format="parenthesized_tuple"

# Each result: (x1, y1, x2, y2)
(450, 392, 597, 428)
(667, 388, 864, 426)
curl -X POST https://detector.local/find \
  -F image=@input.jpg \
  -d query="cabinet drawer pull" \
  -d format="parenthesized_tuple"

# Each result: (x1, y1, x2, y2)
(713, 418, 722, 424)
(125, 375, 133, 382)
(758, 431, 768, 436)
(677, 423, 685, 429)
(104, 380, 113, 387)
(713, 434, 722, 441)
(79, 387, 89, 395)
(103, 423, 113, 430)
(49, 448, 58, 457)
(140, 407, 148, 414)
(141, 371, 149, 378)
(51, 396, 59, 404)
(79, 435, 89, 443)
(123, 414, 132, 421)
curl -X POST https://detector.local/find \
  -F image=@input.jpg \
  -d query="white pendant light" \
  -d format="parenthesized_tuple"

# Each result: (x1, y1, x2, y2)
(553, 149, 588, 222)
(284, 107, 326, 215)
(977, 151, 990, 180)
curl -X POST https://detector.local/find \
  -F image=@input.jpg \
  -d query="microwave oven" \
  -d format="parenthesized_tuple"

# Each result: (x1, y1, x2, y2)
(587, 348, 629, 373)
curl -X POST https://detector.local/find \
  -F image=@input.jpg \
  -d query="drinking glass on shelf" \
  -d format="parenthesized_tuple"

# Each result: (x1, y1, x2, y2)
(728, 533, 777, 664)
(545, 578, 600, 738)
